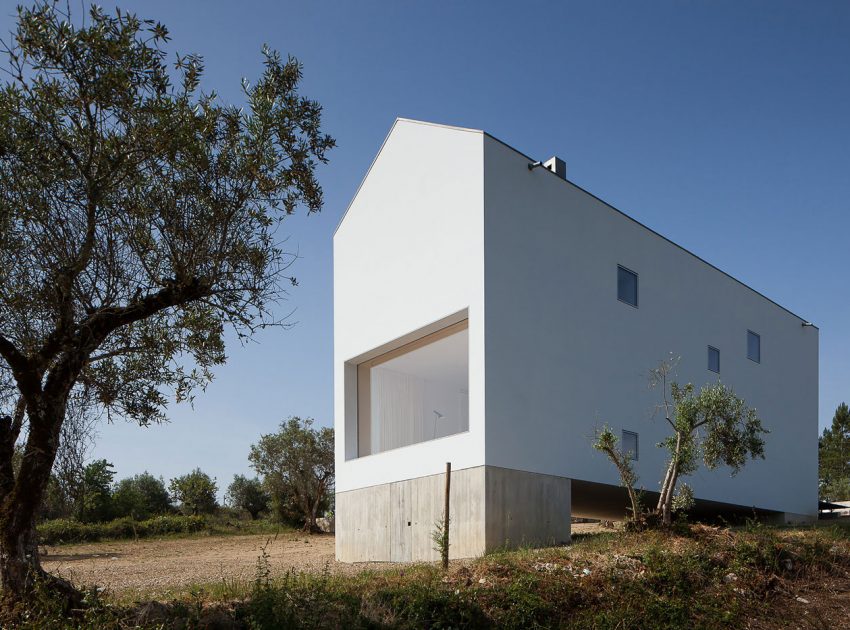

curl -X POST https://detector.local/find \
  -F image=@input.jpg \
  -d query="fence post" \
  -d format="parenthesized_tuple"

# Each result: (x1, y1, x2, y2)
(443, 461, 451, 570)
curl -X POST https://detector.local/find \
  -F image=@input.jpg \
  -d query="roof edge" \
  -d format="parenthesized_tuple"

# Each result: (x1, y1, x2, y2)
(333, 118, 483, 237)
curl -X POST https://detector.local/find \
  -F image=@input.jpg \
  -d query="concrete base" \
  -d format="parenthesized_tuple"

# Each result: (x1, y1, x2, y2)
(335, 466, 571, 562)
(767, 512, 818, 526)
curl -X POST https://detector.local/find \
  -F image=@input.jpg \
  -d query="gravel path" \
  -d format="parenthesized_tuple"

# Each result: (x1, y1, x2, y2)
(42, 533, 391, 598)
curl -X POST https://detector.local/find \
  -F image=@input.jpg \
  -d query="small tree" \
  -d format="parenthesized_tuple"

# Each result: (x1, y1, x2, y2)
(249, 417, 333, 532)
(819, 402, 850, 501)
(594, 356, 767, 527)
(226, 474, 269, 520)
(651, 357, 767, 526)
(592, 425, 642, 524)
(113, 472, 171, 520)
(169, 469, 218, 515)
(77, 459, 115, 523)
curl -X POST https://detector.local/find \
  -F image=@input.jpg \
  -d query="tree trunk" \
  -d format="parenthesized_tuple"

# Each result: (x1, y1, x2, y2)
(656, 433, 683, 526)
(0, 397, 83, 608)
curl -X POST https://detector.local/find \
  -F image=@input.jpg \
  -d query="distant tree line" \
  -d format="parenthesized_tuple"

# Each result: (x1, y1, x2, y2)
(34, 416, 333, 530)
(820, 403, 850, 502)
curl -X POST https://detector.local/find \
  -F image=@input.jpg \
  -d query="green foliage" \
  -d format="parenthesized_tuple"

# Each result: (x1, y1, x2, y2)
(592, 425, 643, 523)
(0, 0, 332, 599)
(650, 356, 766, 525)
(671, 381, 767, 474)
(169, 469, 218, 515)
(431, 519, 450, 569)
(112, 472, 171, 520)
(37, 514, 207, 545)
(226, 474, 270, 520)
(77, 459, 116, 523)
(249, 417, 334, 531)
(819, 402, 850, 500)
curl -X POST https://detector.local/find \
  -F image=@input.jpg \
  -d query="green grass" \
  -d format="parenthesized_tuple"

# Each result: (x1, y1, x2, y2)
(12, 521, 850, 629)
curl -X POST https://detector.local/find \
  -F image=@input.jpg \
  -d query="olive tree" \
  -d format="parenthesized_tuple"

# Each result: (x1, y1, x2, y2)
(169, 469, 218, 516)
(249, 417, 333, 532)
(226, 474, 269, 520)
(594, 356, 768, 527)
(0, 2, 333, 603)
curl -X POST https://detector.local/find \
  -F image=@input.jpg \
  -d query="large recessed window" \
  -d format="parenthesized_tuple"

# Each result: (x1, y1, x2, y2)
(357, 322, 469, 457)
(617, 265, 638, 308)
(747, 330, 761, 363)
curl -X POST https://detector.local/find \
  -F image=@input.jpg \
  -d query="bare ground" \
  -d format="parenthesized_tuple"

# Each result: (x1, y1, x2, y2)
(42, 533, 388, 598)
(40, 523, 608, 599)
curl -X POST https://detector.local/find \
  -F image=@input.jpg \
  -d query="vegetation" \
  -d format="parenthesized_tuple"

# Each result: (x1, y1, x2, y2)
(819, 402, 850, 501)
(37, 512, 287, 546)
(595, 356, 767, 527)
(0, 0, 332, 603)
(226, 474, 270, 520)
(592, 426, 643, 521)
(112, 472, 171, 521)
(249, 417, 334, 531)
(169, 469, 219, 516)
(11, 522, 850, 629)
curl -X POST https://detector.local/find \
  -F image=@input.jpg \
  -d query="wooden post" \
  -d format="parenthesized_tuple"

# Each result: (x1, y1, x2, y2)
(443, 461, 451, 570)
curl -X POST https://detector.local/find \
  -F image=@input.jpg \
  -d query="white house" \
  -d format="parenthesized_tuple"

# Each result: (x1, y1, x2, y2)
(333, 118, 818, 563)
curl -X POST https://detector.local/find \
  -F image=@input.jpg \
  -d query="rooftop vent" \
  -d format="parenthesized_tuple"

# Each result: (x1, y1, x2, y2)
(544, 156, 566, 179)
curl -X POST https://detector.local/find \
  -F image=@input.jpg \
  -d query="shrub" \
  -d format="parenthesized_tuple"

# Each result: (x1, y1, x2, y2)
(37, 514, 207, 546)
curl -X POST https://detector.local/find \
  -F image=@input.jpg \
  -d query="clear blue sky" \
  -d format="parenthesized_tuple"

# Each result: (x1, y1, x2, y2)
(2, 1, 847, 493)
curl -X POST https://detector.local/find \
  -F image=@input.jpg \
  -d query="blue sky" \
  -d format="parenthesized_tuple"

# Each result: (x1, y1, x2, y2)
(2, 1, 847, 493)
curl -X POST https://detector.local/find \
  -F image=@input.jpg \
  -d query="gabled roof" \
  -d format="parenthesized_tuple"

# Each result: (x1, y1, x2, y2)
(336, 118, 816, 327)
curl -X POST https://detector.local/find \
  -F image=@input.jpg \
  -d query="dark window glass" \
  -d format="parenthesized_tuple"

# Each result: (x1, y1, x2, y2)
(708, 346, 720, 373)
(747, 330, 761, 363)
(617, 266, 638, 307)
(622, 430, 639, 461)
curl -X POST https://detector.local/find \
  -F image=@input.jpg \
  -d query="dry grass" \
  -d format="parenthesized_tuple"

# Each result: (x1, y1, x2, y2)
(20, 521, 850, 629)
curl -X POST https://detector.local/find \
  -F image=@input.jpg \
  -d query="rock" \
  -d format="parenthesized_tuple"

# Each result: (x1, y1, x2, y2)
(198, 608, 239, 629)
(135, 601, 171, 626)
(533, 562, 560, 573)
(723, 572, 738, 584)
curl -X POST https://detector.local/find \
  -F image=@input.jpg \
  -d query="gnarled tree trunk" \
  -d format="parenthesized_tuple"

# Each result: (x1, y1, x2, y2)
(0, 399, 83, 608)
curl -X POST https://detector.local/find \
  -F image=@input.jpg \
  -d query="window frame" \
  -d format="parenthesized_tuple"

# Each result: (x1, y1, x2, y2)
(356, 319, 470, 458)
(747, 330, 761, 364)
(708, 345, 720, 374)
(617, 265, 639, 308)
(622, 429, 639, 461)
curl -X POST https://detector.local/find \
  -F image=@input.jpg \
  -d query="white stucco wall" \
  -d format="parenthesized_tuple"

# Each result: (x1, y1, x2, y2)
(482, 134, 818, 517)
(333, 119, 486, 493)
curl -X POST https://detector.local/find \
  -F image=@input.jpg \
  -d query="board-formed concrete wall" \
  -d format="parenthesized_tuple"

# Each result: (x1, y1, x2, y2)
(485, 467, 571, 550)
(335, 466, 572, 562)
(336, 466, 486, 562)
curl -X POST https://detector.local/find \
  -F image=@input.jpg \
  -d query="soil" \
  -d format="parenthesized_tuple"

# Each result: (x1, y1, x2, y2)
(41, 533, 388, 598)
(39, 522, 609, 598)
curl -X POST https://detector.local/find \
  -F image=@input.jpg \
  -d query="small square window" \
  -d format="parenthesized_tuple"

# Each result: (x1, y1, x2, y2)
(708, 346, 720, 373)
(622, 430, 638, 461)
(747, 330, 760, 363)
(617, 265, 638, 307)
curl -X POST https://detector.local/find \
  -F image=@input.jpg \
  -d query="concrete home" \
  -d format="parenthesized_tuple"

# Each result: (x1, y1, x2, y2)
(333, 118, 818, 562)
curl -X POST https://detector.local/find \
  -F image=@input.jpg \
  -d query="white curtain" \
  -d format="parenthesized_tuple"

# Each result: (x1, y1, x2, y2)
(371, 367, 426, 453)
